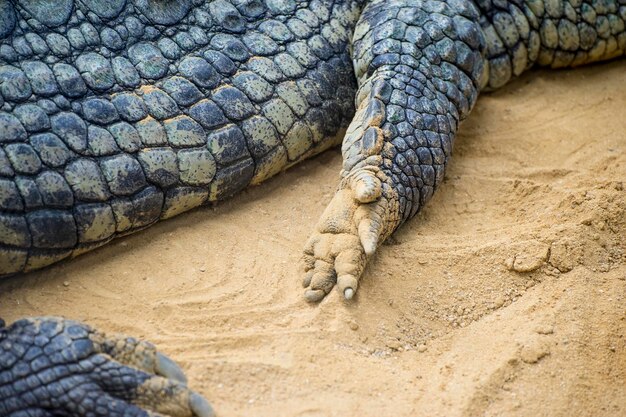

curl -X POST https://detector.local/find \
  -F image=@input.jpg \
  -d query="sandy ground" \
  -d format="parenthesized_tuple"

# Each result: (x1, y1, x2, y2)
(1, 60, 625, 417)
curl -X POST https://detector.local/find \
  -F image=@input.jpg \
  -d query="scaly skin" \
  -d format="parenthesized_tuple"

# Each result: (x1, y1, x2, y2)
(0, 317, 213, 416)
(0, 0, 625, 415)
(0, 0, 363, 274)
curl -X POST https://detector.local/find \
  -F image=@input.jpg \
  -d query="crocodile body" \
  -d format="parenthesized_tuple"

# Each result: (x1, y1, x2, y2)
(0, 0, 362, 274)
(0, 0, 624, 415)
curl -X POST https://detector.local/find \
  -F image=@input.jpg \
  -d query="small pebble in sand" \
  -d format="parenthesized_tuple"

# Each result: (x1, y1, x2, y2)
(535, 324, 554, 335)
(348, 321, 359, 331)
(520, 341, 550, 364)
(506, 241, 550, 272)
(494, 296, 506, 308)
(417, 344, 427, 353)
(63, 281, 70, 287)
(386, 339, 402, 350)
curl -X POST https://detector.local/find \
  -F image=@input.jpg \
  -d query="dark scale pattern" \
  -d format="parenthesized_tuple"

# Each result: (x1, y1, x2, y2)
(0, 0, 364, 275)
(0, 317, 142, 415)
(476, 0, 626, 88)
(0, 317, 212, 416)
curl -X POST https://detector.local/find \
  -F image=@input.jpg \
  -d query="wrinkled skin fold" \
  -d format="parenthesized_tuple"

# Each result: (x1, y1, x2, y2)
(0, 0, 624, 415)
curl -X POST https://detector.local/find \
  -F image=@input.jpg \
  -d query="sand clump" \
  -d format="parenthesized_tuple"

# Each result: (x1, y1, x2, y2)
(0, 61, 624, 416)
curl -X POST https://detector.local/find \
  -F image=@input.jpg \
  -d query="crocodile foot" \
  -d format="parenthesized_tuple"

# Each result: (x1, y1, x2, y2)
(0, 317, 213, 417)
(302, 166, 399, 302)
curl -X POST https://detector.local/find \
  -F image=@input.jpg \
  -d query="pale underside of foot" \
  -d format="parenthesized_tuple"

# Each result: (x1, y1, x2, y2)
(302, 167, 398, 302)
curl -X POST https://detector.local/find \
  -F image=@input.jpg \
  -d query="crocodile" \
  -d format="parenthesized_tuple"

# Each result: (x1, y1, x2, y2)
(0, 0, 624, 415)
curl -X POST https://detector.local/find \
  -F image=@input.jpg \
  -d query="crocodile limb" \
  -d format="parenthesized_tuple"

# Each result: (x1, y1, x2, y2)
(302, 0, 626, 301)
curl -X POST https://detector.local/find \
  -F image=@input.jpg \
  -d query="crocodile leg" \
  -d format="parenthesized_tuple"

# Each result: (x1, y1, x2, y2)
(0, 317, 213, 416)
(303, 0, 487, 301)
(303, 0, 626, 301)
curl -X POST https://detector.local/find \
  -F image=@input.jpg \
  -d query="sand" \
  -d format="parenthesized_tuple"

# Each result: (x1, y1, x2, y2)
(1, 60, 625, 417)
